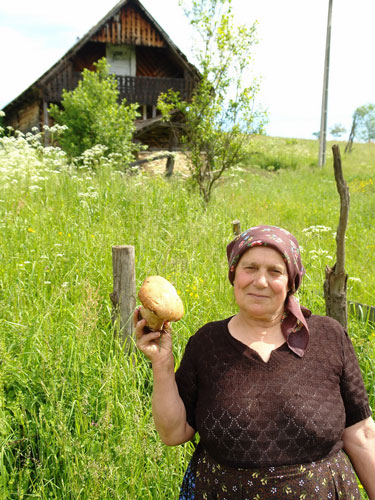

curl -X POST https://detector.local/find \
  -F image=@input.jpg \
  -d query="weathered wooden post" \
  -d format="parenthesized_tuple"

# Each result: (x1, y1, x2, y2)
(165, 127, 178, 177)
(323, 145, 350, 328)
(110, 245, 136, 350)
(232, 220, 241, 236)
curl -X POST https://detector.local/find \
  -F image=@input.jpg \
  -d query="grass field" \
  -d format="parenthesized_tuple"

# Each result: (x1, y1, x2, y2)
(0, 130, 374, 498)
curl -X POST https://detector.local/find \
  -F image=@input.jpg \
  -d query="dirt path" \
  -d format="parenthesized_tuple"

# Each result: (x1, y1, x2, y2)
(137, 151, 190, 175)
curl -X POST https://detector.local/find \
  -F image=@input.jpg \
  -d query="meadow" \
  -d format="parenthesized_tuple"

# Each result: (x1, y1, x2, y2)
(0, 129, 374, 499)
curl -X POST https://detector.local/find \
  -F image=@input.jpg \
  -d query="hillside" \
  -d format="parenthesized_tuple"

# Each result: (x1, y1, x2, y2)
(0, 131, 374, 498)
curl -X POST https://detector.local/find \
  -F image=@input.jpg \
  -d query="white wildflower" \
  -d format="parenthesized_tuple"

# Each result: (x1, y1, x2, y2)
(302, 225, 332, 236)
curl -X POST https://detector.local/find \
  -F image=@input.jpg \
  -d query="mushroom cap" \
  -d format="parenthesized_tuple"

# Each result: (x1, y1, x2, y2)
(138, 276, 184, 322)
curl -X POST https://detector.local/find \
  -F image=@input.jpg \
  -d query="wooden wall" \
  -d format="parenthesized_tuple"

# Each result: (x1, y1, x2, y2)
(73, 42, 106, 72)
(91, 4, 165, 47)
(71, 43, 183, 79)
(136, 46, 183, 78)
(6, 101, 40, 132)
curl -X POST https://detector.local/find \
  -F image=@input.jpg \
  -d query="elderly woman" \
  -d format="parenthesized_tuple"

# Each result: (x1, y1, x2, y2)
(135, 225, 375, 499)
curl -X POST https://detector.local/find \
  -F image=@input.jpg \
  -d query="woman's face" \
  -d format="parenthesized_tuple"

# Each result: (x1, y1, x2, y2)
(233, 246, 289, 322)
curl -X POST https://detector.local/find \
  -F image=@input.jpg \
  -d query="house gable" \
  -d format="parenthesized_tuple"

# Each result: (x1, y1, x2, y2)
(91, 3, 166, 47)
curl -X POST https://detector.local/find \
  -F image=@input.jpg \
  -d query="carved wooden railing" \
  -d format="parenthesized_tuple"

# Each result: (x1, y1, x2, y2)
(44, 72, 193, 105)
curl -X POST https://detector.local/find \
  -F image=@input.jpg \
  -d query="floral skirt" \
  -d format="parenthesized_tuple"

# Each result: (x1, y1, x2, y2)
(179, 446, 361, 500)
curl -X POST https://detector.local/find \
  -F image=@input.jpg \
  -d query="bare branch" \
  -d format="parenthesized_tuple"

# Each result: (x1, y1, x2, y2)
(332, 145, 350, 274)
(323, 145, 350, 328)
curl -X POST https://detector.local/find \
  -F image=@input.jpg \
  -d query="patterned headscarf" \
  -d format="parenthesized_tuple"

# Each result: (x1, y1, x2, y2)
(226, 225, 310, 357)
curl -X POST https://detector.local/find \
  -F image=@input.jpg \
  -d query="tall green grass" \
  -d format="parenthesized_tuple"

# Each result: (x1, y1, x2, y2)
(0, 133, 374, 498)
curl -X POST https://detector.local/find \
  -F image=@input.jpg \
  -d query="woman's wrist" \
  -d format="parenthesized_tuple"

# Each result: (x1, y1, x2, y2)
(151, 354, 175, 374)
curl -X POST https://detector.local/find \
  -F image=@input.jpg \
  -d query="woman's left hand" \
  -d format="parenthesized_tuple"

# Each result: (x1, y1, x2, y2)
(133, 307, 174, 367)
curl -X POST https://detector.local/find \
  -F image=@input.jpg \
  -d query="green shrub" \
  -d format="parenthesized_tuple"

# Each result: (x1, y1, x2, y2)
(49, 58, 141, 168)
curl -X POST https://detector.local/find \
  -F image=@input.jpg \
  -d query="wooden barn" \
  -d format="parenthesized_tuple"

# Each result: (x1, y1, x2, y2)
(2, 0, 199, 148)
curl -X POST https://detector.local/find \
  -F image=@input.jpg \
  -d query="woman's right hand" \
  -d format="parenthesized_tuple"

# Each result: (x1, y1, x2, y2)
(134, 308, 174, 366)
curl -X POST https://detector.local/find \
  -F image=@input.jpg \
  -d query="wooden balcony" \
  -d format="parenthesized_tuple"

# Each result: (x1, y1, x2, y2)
(44, 72, 193, 106)
(117, 75, 192, 105)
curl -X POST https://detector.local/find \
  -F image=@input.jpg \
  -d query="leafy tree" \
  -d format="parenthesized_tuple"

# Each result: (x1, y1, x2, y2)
(312, 131, 320, 140)
(329, 123, 346, 138)
(0, 110, 5, 137)
(49, 58, 141, 167)
(354, 103, 375, 142)
(158, 0, 266, 203)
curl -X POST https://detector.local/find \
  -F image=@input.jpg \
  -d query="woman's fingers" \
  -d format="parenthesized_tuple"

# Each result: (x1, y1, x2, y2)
(133, 307, 141, 328)
(163, 321, 171, 332)
(133, 308, 174, 363)
(137, 329, 161, 344)
(134, 307, 152, 338)
(134, 318, 147, 339)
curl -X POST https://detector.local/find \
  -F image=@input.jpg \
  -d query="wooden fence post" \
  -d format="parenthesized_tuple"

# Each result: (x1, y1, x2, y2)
(323, 145, 350, 329)
(110, 245, 136, 350)
(232, 220, 241, 236)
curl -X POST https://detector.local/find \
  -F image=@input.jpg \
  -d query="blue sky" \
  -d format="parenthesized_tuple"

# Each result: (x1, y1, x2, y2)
(1, 0, 375, 140)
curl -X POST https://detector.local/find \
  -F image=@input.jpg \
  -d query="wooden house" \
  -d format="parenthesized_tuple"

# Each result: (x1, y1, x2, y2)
(2, 0, 199, 148)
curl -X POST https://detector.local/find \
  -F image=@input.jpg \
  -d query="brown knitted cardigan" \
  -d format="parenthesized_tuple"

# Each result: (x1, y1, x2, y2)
(175, 314, 371, 468)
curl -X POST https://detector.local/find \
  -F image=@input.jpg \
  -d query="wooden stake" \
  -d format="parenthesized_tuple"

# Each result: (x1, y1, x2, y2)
(110, 245, 136, 350)
(232, 220, 241, 236)
(165, 127, 178, 177)
(130, 152, 175, 168)
(43, 100, 49, 146)
(323, 145, 350, 328)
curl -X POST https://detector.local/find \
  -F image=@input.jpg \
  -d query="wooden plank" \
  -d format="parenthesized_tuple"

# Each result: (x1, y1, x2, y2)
(349, 301, 375, 324)
(121, 8, 126, 43)
(112, 21, 116, 43)
(90, 5, 165, 47)
(117, 20, 121, 44)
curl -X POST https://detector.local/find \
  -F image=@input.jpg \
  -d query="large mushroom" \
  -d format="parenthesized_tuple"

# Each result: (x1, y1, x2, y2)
(138, 276, 184, 331)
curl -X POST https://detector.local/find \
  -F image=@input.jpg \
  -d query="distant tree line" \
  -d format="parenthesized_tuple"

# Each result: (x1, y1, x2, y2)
(313, 123, 347, 140)
(313, 103, 375, 153)
(345, 103, 375, 153)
